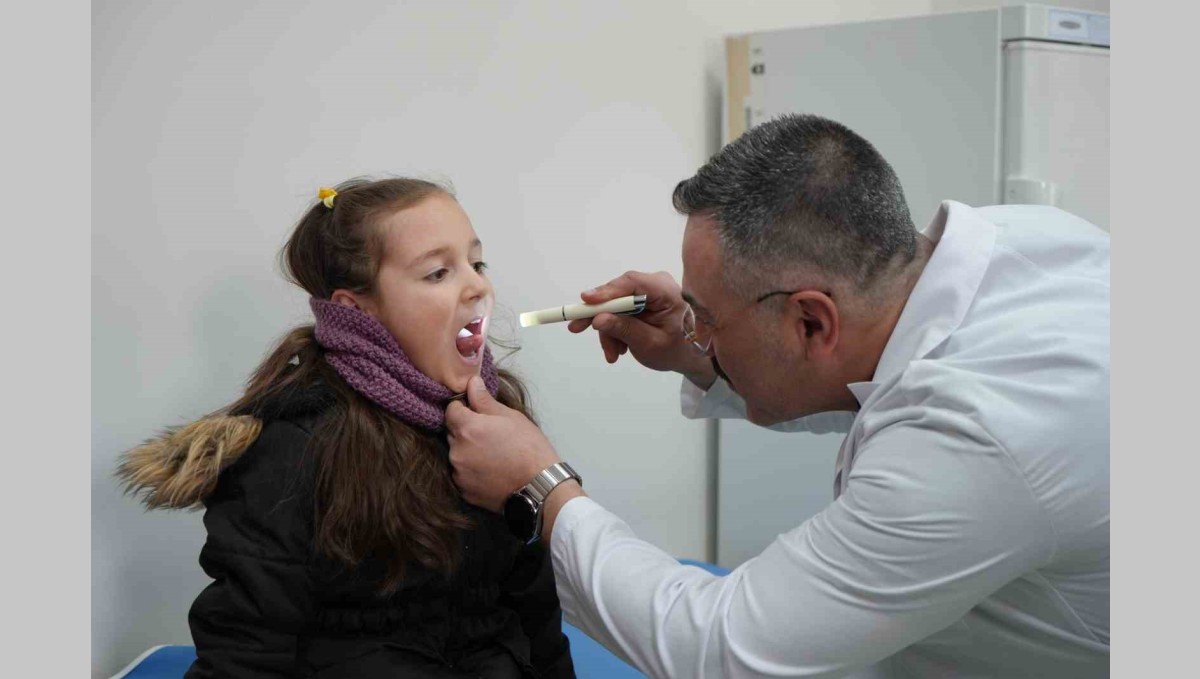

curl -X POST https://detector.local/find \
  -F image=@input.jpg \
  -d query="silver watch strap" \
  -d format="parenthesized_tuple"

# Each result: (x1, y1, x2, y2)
(524, 462, 581, 503)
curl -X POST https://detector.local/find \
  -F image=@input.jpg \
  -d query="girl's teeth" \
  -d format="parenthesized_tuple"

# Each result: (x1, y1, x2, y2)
(458, 328, 472, 339)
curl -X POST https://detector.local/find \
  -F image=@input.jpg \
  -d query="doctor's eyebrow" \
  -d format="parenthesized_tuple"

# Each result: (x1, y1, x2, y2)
(681, 291, 712, 318)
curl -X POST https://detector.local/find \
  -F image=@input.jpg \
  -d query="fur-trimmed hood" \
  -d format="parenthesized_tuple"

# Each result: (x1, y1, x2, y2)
(116, 381, 334, 510)
(116, 415, 264, 510)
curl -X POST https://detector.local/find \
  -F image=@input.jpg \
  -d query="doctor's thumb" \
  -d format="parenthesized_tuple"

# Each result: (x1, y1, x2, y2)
(465, 375, 502, 414)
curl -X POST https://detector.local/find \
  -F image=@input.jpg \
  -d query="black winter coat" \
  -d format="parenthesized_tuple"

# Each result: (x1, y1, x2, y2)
(126, 383, 575, 679)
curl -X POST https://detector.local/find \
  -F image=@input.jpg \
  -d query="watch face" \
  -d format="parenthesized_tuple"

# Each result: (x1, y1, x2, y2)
(504, 493, 539, 543)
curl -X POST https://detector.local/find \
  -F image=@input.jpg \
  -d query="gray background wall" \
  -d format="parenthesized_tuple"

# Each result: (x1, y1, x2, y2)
(92, 0, 1107, 675)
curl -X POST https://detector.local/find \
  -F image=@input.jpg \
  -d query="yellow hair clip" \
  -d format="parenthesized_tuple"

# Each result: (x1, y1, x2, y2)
(318, 187, 338, 208)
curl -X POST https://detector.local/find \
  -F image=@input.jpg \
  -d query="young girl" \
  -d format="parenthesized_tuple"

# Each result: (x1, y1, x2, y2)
(118, 177, 575, 678)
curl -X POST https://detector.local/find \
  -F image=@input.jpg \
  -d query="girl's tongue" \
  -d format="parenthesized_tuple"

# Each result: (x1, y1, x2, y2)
(455, 299, 492, 359)
(456, 319, 486, 357)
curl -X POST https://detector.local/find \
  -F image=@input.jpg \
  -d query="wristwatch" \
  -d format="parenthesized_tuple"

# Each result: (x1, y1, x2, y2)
(503, 462, 582, 545)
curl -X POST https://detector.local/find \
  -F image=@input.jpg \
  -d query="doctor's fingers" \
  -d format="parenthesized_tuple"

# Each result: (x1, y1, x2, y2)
(452, 469, 502, 513)
(592, 312, 669, 353)
(598, 331, 629, 363)
(581, 270, 681, 309)
(445, 400, 480, 433)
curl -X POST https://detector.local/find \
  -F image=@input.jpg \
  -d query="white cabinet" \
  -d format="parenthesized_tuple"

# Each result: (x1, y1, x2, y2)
(1004, 40, 1109, 230)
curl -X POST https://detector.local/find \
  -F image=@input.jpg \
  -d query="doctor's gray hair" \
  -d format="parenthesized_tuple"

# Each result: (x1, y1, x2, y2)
(672, 114, 918, 298)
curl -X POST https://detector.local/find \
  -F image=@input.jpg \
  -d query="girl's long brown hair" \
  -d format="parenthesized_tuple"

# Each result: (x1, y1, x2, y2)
(223, 177, 533, 593)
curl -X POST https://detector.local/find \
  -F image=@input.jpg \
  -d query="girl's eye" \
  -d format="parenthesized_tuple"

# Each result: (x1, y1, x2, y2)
(473, 261, 489, 274)
(426, 268, 449, 282)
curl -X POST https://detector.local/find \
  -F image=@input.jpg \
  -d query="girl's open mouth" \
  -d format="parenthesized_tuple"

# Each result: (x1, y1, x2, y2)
(455, 317, 486, 360)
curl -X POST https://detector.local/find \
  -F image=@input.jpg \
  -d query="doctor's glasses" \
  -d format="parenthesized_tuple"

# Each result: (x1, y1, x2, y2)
(681, 289, 833, 356)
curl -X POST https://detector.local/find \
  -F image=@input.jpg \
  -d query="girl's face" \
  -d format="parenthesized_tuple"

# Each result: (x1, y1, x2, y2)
(337, 193, 494, 393)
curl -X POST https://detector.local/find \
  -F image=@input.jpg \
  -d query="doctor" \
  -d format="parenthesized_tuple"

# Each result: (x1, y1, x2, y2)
(446, 114, 1109, 678)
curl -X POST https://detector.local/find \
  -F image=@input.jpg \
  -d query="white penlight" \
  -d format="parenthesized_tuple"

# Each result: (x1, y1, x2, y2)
(519, 295, 647, 328)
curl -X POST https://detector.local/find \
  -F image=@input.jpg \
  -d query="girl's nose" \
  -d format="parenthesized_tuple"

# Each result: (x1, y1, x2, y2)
(464, 268, 490, 301)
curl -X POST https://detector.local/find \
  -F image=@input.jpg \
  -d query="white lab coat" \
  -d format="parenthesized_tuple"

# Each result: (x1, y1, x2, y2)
(550, 201, 1109, 678)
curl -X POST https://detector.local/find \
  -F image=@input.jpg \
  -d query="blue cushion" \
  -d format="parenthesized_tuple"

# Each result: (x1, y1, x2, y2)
(679, 558, 731, 577)
(111, 646, 196, 679)
(112, 560, 731, 678)
(562, 623, 645, 678)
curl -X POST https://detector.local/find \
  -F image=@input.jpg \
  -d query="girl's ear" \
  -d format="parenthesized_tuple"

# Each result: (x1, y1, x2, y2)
(329, 290, 358, 308)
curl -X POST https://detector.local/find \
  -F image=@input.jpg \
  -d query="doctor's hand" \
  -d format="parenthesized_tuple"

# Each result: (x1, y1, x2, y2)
(446, 375, 562, 513)
(568, 270, 715, 389)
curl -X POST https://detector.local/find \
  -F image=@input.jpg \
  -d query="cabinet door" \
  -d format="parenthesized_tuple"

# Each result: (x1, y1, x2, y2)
(726, 9, 1003, 226)
(717, 420, 844, 568)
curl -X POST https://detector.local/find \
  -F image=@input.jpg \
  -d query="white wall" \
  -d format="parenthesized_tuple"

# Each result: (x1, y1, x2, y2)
(92, 1, 1106, 675)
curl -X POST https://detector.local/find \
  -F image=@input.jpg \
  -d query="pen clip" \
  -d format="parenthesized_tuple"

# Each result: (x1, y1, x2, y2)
(615, 294, 647, 316)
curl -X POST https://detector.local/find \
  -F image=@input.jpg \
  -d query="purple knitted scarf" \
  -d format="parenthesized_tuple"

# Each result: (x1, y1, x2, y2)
(309, 297, 500, 431)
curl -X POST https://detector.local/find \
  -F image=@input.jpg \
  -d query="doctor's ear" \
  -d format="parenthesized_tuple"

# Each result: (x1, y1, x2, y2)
(789, 291, 839, 357)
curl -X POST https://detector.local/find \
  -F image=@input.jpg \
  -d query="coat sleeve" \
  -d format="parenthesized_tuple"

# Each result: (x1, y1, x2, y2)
(185, 420, 317, 679)
(500, 540, 576, 678)
(549, 415, 1057, 679)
